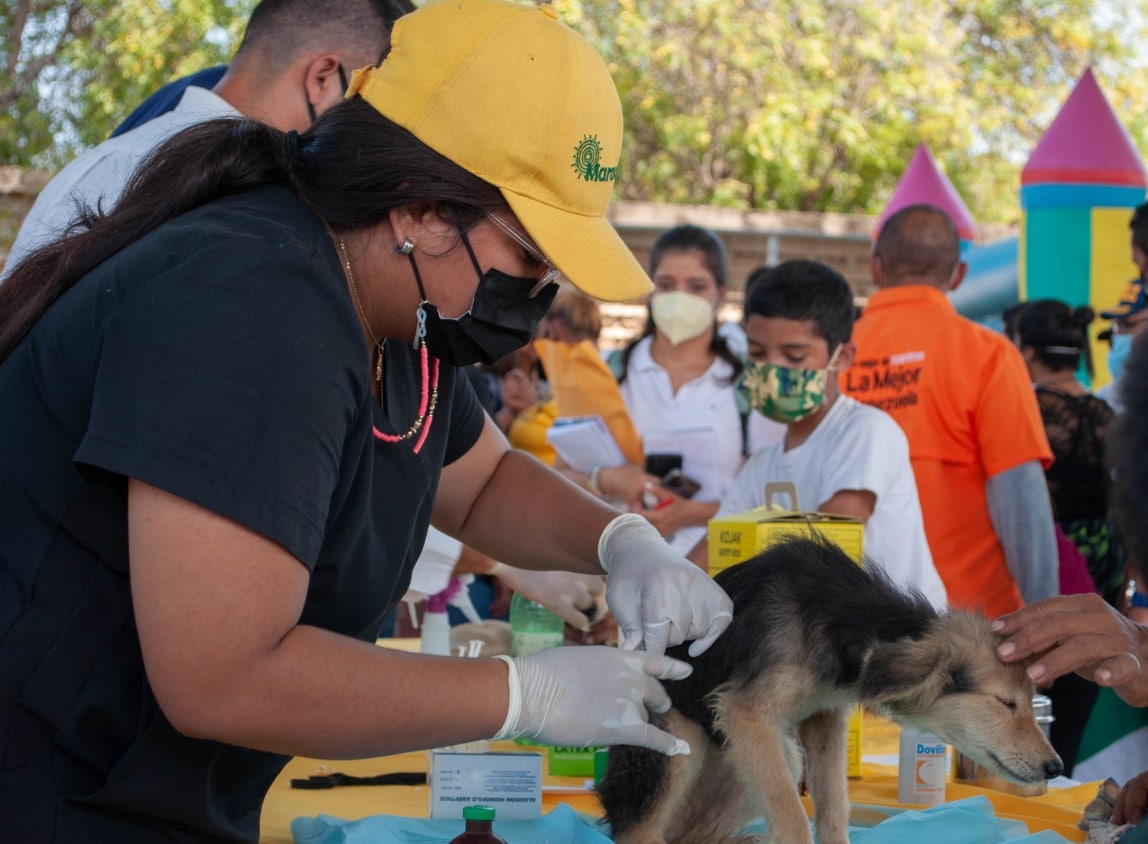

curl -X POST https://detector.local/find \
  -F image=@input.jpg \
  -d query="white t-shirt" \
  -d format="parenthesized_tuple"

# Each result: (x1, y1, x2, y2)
(717, 395, 947, 609)
(747, 409, 786, 453)
(4, 87, 240, 278)
(620, 336, 746, 554)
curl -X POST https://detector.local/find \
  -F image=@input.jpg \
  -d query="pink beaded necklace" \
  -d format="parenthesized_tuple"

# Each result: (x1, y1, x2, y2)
(330, 228, 439, 453)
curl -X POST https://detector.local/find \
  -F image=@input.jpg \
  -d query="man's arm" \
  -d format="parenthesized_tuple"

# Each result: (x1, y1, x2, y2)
(986, 460, 1058, 604)
(818, 489, 876, 524)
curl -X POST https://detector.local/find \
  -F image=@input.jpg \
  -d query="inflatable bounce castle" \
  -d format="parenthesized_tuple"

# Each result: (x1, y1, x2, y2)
(880, 68, 1147, 390)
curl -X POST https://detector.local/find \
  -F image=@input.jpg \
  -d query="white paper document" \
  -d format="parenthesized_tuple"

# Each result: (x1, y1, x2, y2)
(545, 415, 627, 472)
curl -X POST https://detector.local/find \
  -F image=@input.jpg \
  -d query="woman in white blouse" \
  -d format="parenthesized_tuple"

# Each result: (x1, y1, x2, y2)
(596, 225, 755, 557)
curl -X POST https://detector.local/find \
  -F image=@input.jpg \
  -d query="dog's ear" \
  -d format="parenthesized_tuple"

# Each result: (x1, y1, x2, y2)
(858, 635, 953, 708)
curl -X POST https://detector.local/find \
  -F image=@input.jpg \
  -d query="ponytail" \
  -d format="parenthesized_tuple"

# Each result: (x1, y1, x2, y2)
(0, 98, 505, 364)
(0, 118, 288, 362)
(1073, 305, 1096, 330)
(1014, 299, 1095, 378)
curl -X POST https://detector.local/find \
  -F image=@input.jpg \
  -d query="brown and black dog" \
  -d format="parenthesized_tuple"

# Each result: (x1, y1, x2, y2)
(597, 537, 1062, 844)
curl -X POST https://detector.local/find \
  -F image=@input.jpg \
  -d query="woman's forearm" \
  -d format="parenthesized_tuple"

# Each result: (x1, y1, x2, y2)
(168, 626, 510, 759)
(454, 449, 618, 574)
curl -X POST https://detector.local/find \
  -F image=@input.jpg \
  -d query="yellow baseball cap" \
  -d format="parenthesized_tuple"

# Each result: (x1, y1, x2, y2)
(345, 0, 652, 303)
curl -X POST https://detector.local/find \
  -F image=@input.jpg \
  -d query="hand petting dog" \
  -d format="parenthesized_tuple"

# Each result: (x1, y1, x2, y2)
(994, 593, 1148, 707)
(598, 513, 735, 657)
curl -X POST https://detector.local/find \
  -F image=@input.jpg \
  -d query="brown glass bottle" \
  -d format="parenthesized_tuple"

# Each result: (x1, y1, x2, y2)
(447, 805, 508, 843)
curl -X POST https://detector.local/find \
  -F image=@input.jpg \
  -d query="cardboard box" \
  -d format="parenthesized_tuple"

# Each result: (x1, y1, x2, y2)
(547, 745, 604, 776)
(707, 482, 864, 575)
(429, 751, 542, 819)
(846, 706, 864, 779)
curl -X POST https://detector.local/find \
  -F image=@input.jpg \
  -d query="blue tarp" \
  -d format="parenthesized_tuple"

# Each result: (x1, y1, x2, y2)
(291, 796, 1073, 844)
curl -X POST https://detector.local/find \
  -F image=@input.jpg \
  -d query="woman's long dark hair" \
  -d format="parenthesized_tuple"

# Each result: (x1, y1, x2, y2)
(0, 98, 504, 363)
(615, 224, 743, 385)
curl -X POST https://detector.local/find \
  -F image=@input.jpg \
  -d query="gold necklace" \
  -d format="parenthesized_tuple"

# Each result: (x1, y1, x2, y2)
(329, 228, 439, 444)
(331, 231, 385, 399)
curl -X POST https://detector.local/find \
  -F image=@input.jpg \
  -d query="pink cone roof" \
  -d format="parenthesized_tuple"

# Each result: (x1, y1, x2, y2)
(1022, 68, 1147, 187)
(877, 144, 977, 241)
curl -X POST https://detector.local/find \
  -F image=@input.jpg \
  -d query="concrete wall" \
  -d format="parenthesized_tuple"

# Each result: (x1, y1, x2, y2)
(0, 167, 50, 270)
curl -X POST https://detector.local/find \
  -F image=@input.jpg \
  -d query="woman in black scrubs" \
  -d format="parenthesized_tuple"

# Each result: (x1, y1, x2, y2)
(0, 1, 732, 839)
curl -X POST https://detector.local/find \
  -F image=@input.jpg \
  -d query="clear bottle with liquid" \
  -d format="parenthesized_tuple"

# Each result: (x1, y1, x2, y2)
(448, 805, 508, 844)
(509, 592, 564, 657)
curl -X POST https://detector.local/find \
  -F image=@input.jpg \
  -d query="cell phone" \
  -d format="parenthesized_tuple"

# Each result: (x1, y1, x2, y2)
(661, 467, 701, 499)
(645, 452, 683, 478)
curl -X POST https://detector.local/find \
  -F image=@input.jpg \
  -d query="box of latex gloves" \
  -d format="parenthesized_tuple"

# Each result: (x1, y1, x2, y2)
(706, 482, 864, 575)
(429, 751, 543, 819)
(548, 745, 604, 776)
(706, 482, 865, 777)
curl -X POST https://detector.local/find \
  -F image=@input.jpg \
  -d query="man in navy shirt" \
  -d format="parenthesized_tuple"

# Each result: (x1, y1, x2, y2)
(111, 1, 415, 137)
(4, 0, 414, 278)
(110, 66, 227, 136)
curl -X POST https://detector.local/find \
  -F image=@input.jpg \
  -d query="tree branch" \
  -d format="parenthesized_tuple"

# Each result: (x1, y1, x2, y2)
(0, 1, 94, 110)
(5, 0, 32, 80)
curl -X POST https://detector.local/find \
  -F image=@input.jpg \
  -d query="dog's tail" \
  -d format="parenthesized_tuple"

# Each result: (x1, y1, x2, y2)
(597, 744, 765, 844)
(595, 743, 670, 839)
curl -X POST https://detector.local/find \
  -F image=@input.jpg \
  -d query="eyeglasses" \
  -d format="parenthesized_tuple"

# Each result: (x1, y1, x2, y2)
(485, 213, 563, 298)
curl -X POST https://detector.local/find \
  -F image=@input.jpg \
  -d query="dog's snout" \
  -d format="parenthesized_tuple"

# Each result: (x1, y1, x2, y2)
(1043, 758, 1064, 779)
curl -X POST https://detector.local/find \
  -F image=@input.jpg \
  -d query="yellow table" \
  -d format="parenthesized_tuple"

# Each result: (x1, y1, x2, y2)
(258, 642, 1098, 842)
(262, 744, 601, 842)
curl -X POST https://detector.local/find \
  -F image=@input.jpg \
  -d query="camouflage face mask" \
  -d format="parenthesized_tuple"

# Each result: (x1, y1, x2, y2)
(736, 345, 841, 424)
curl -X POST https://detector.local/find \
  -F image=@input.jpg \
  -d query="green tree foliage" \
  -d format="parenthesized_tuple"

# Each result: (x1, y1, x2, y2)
(4, 0, 1147, 224)
(555, 0, 1148, 222)
(1, 0, 247, 169)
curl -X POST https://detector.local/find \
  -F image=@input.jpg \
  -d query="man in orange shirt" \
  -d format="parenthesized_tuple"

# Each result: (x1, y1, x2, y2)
(844, 204, 1056, 617)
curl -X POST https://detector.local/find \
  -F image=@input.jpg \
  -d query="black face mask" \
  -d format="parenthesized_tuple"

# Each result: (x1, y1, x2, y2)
(407, 230, 558, 367)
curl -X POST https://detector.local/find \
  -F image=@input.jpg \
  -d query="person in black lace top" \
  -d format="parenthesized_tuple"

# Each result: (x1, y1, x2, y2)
(1011, 300, 1125, 604)
(1007, 299, 1127, 773)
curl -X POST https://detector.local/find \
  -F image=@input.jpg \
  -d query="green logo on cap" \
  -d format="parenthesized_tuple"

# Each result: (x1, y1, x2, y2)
(571, 135, 618, 183)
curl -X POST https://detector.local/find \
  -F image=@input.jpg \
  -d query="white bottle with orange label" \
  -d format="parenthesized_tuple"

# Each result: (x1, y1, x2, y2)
(897, 726, 947, 806)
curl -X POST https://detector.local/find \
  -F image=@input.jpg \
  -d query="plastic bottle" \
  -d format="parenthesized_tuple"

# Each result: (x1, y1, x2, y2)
(420, 577, 485, 657)
(447, 805, 508, 844)
(420, 605, 451, 656)
(420, 582, 457, 656)
(509, 592, 564, 657)
(897, 725, 947, 805)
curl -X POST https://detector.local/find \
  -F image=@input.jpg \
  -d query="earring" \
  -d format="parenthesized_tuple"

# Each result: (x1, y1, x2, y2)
(396, 239, 415, 255)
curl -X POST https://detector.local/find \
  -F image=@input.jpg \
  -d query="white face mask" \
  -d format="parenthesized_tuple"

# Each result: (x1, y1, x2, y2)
(650, 290, 715, 346)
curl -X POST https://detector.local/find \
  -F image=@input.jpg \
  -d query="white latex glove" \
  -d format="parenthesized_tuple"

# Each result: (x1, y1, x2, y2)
(491, 647, 693, 755)
(488, 562, 605, 632)
(599, 513, 733, 657)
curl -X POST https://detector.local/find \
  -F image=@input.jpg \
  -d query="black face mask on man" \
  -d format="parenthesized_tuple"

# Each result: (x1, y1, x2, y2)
(405, 228, 558, 367)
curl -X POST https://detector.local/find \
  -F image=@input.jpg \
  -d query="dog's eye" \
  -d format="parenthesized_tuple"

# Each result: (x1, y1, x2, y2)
(996, 697, 1017, 711)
